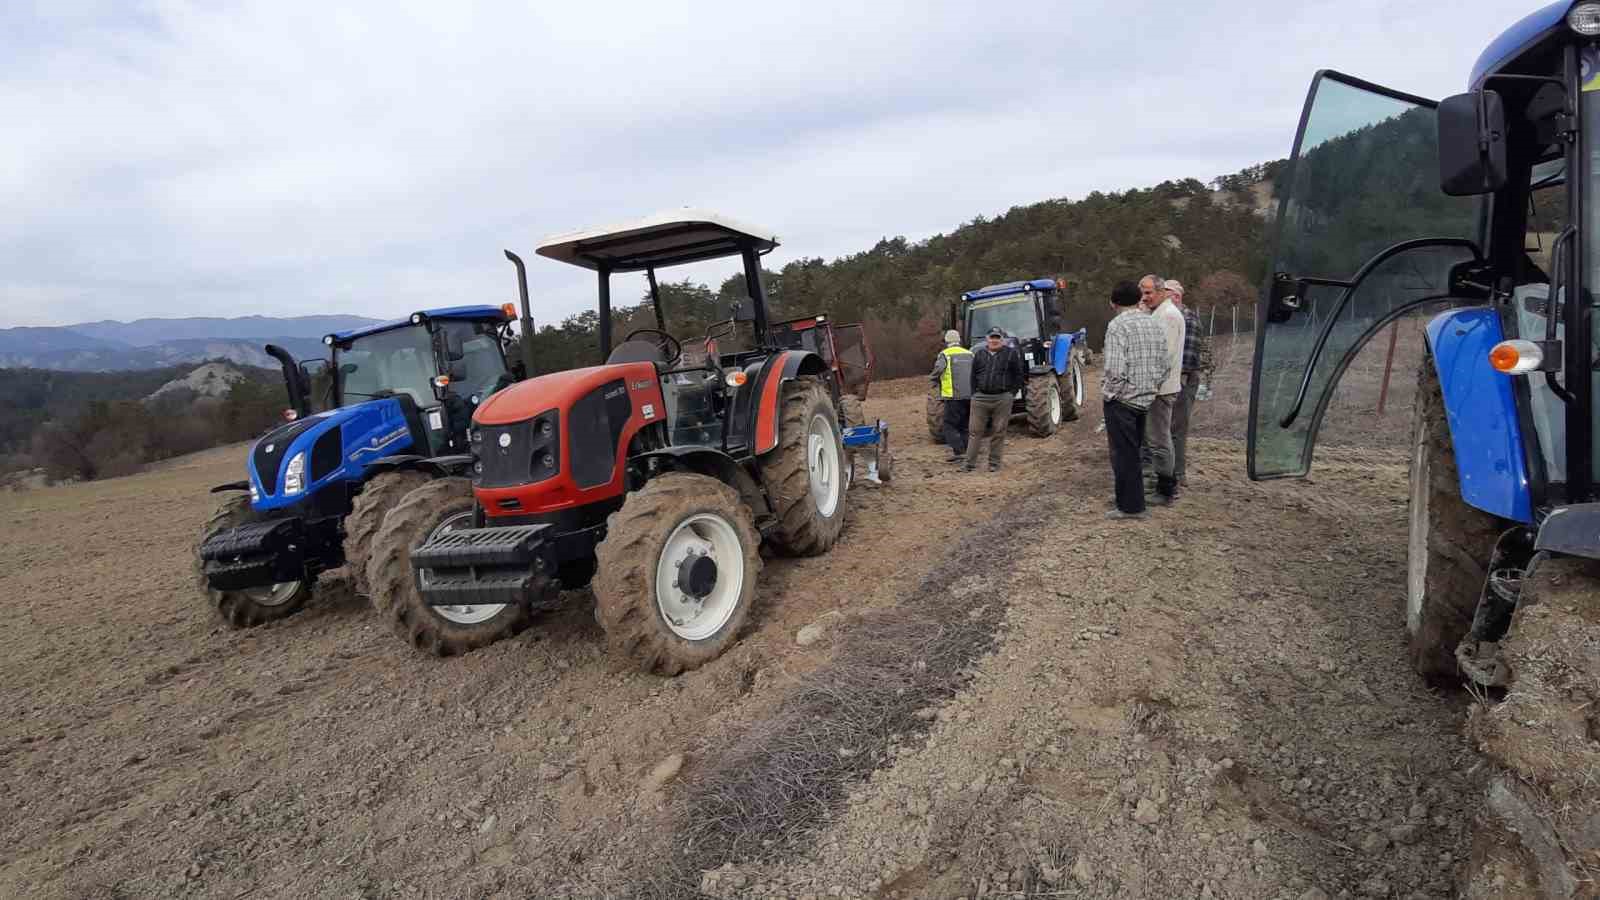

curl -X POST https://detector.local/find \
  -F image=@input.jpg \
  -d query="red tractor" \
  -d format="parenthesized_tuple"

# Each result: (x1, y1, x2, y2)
(366, 212, 852, 672)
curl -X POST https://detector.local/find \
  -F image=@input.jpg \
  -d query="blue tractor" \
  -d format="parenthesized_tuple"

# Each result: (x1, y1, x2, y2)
(196, 258, 537, 628)
(929, 278, 1088, 440)
(1248, 3, 1600, 686)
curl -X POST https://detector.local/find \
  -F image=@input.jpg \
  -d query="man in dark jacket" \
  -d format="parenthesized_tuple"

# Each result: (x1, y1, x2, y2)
(965, 327, 1026, 473)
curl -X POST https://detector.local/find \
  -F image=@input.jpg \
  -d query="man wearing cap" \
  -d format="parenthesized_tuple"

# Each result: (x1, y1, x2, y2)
(1165, 279, 1210, 487)
(929, 329, 974, 461)
(1138, 273, 1185, 504)
(966, 327, 1026, 473)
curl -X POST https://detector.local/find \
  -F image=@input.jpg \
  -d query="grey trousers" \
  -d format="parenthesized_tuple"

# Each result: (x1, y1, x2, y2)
(1172, 373, 1199, 483)
(966, 394, 1010, 469)
(1144, 391, 1177, 494)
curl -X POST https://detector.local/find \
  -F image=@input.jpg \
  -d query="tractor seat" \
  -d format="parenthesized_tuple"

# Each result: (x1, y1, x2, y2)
(606, 339, 671, 371)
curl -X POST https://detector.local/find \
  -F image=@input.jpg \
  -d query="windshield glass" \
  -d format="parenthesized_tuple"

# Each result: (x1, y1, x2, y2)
(437, 320, 509, 399)
(967, 295, 1039, 341)
(338, 325, 437, 409)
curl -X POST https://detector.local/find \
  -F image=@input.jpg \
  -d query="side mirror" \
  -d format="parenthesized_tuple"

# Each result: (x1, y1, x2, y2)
(731, 300, 756, 323)
(1438, 90, 1508, 196)
(339, 362, 359, 376)
(1266, 272, 1304, 324)
(442, 329, 466, 361)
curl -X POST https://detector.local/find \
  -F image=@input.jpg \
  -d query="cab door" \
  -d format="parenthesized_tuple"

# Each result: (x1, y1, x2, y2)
(1248, 71, 1483, 478)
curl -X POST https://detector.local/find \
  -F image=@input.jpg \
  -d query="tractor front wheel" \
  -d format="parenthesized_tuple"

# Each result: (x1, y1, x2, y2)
(760, 378, 848, 555)
(344, 469, 432, 598)
(1024, 374, 1062, 437)
(1406, 356, 1502, 680)
(195, 494, 314, 628)
(593, 472, 761, 675)
(366, 477, 533, 656)
(1059, 359, 1084, 423)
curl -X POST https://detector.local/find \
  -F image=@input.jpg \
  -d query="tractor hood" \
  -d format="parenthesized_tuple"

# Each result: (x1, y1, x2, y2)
(247, 397, 420, 512)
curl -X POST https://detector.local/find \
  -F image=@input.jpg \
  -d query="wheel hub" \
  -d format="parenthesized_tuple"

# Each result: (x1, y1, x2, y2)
(677, 553, 719, 599)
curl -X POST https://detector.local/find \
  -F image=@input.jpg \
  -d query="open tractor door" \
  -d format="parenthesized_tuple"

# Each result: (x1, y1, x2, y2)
(1251, 4, 1600, 684)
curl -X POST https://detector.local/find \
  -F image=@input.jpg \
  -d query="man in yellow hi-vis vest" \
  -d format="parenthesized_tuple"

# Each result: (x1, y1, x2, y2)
(929, 330, 974, 461)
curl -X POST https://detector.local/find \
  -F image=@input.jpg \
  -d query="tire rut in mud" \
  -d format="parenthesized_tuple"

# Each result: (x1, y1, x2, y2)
(639, 475, 1070, 896)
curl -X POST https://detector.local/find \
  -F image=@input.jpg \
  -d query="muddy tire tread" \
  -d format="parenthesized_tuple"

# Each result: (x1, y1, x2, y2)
(759, 378, 847, 556)
(345, 470, 433, 597)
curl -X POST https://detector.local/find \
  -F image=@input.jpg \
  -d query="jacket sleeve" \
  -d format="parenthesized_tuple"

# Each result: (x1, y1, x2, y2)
(930, 353, 946, 383)
(1010, 349, 1026, 391)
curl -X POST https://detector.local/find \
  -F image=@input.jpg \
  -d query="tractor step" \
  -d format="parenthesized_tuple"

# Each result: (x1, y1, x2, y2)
(199, 518, 309, 591)
(411, 523, 559, 608)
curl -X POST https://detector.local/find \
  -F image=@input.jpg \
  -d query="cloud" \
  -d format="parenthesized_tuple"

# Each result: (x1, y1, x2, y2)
(0, 0, 1527, 328)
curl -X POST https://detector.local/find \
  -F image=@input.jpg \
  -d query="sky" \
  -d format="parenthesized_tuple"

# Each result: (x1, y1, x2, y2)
(0, 0, 1536, 329)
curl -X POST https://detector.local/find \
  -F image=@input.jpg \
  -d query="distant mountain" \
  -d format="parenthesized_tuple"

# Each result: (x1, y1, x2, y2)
(65, 315, 381, 348)
(0, 314, 381, 372)
(146, 362, 250, 402)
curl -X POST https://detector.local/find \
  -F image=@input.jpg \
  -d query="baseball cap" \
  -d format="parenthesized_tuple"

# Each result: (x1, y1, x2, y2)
(944, 329, 961, 344)
(1164, 279, 1185, 296)
(986, 327, 1004, 338)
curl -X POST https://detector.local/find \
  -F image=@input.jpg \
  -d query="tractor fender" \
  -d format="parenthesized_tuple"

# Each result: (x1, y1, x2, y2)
(735, 350, 830, 457)
(365, 454, 474, 479)
(1424, 307, 1533, 524)
(635, 446, 774, 521)
(1050, 330, 1085, 376)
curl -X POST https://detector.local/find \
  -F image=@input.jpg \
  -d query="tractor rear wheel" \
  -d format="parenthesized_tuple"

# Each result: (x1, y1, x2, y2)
(1059, 359, 1084, 422)
(344, 469, 432, 598)
(1024, 374, 1061, 436)
(593, 472, 761, 675)
(1406, 356, 1502, 680)
(367, 477, 533, 656)
(760, 378, 848, 555)
(195, 494, 314, 628)
(926, 394, 946, 442)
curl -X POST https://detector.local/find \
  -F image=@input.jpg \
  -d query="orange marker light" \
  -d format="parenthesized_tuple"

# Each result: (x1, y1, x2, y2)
(432, 375, 451, 389)
(283, 408, 299, 422)
(501, 302, 517, 319)
(725, 370, 748, 387)
(1488, 339, 1543, 375)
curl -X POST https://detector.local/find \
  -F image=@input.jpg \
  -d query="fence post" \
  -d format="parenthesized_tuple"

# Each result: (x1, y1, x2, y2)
(1232, 306, 1237, 335)
(1377, 321, 1401, 415)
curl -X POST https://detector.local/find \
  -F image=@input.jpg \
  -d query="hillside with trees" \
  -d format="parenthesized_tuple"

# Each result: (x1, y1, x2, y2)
(520, 162, 1282, 377)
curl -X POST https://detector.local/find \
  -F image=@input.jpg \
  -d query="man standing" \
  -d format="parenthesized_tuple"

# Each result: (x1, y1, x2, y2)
(1102, 281, 1171, 519)
(1139, 273, 1185, 504)
(966, 327, 1025, 473)
(929, 329, 974, 461)
(1164, 279, 1210, 487)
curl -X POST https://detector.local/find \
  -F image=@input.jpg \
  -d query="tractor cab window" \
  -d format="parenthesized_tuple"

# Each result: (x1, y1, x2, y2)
(967, 295, 1040, 342)
(436, 319, 511, 400)
(338, 326, 437, 410)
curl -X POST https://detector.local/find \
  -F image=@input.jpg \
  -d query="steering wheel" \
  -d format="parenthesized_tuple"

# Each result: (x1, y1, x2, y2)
(624, 328, 682, 366)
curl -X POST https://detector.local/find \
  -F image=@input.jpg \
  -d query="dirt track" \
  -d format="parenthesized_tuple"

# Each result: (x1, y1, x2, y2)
(0, 346, 1497, 899)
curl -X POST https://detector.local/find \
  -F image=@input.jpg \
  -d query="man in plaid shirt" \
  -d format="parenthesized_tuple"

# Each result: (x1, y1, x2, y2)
(1101, 280, 1171, 518)
(1165, 280, 1211, 487)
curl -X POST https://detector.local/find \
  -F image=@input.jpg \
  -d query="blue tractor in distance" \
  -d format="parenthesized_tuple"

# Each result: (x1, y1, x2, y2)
(929, 278, 1088, 440)
(196, 254, 539, 628)
(1247, 3, 1600, 686)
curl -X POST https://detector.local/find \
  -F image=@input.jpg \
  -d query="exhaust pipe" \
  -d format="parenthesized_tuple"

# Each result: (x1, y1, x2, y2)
(504, 250, 537, 375)
(266, 343, 310, 418)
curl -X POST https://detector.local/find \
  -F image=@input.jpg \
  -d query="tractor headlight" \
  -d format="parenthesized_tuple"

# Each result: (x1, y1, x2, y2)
(1570, 2, 1600, 35)
(250, 482, 260, 504)
(283, 452, 307, 495)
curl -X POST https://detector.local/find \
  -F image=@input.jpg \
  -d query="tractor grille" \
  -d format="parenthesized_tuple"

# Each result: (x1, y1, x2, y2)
(252, 419, 318, 495)
(474, 411, 560, 489)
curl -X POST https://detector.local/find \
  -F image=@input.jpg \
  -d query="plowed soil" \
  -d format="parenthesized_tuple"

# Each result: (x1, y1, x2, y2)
(0, 336, 1507, 899)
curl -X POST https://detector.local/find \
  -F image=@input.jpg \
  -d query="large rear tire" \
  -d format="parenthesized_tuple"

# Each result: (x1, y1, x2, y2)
(1406, 357, 1501, 680)
(926, 394, 946, 442)
(366, 477, 533, 656)
(1059, 359, 1084, 423)
(760, 378, 848, 556)
(195, 494, 313, 628)
(593, 472, 761, 675)
(344, 469, 432, 598)
(1024, 374, 1061, 437)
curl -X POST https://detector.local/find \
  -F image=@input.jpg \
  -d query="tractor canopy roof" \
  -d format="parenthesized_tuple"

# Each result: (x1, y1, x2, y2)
(535, 209, 779, 273)
(1471, 2, 1566, 89)
(325, 305, 511, 345)
(961, 279, 1059, 303)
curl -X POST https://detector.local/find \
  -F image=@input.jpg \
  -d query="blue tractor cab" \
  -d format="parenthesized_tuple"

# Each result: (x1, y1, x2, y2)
(931, 278, 1088, 439)
(1246, 2, 1600, 684)
(197, 263, 539, 629)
